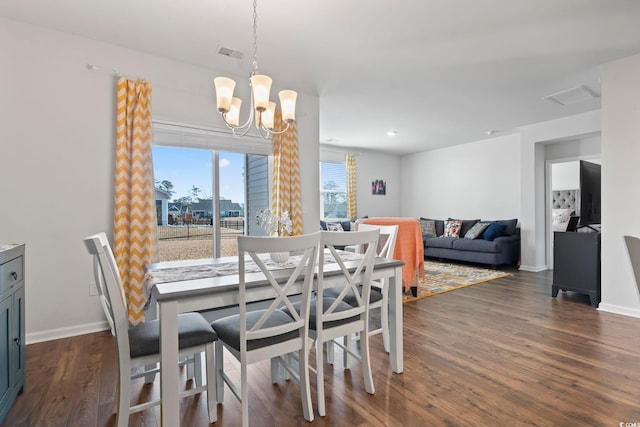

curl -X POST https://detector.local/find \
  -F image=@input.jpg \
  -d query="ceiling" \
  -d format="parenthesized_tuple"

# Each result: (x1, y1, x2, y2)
(3, 0, 640, 155)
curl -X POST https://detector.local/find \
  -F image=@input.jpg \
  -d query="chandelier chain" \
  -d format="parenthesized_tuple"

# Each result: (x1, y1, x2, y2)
(251, 0, 258, 74)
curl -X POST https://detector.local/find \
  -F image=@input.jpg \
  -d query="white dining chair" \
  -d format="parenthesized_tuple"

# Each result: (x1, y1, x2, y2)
(210, 232, 320, 427)
(83, 232, 218, 427)
(90, 250, 204, 386)
(325, 223, 398, 354)
(283, 229, 380, 417)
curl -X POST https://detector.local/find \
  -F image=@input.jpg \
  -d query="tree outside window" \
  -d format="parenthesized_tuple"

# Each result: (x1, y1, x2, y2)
(320, 162, 348, 219)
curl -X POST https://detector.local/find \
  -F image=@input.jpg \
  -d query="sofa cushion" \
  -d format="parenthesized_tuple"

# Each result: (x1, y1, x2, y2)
(421, 217, 445, 236)
(464, 222, 490, 239)
(419, 218, 437, 237)
(424, 236, 456, 249)
(448, 218, 480, 236)
(483, 221, 507, 241)
(495, 219, 518, 236)
(452, 238, 502, 253)
(444, 220, 462, 238)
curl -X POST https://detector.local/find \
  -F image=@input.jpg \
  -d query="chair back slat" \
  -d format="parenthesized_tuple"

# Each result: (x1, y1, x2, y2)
(318, 229, 379, 323)
(237, 233, 320, 348)
(355, 223, 399, 259)
(83, 233, 131, 359)
(93, 257, 116, 334)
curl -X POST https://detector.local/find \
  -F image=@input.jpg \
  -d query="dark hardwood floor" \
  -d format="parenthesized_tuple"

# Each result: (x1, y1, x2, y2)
(4, 268, 640, 426)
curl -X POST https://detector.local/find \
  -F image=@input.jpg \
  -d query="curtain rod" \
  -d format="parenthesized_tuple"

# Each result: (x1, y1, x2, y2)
(86, 63, 147, 82)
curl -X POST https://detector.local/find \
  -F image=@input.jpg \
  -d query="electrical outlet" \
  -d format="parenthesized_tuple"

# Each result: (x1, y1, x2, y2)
(89, 281, 99, 296)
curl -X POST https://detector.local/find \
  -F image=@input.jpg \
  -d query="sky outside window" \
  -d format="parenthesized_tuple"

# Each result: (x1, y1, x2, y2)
(152, 146, 245, 204)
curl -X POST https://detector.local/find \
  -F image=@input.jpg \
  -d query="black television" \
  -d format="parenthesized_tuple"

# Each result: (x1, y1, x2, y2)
(578, 160, 601, 229)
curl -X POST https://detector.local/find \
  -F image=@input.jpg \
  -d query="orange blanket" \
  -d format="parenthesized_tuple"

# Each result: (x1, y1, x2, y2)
(362, 217, 425, 291)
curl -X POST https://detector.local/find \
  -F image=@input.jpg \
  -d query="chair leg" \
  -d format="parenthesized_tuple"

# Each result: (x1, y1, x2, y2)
(186, 355, 195, 381)
(299, 346, 314, 422)
(270, 357, 280, 383)
(206, 343, 217, 423)
(143, 363, 157, 384)
(194, 352, 204, 386)
(241, 362, 249, 427)
(316, 339, 326, 417)
(270, 355, 290, 383)
(117, 363, 131, 427)
(215, 342, 225, 403)
(381, 301, 390, 353)
(343, 334, 353, 368)
(361, 330, 375, 395)
(326, 340, 335, 365)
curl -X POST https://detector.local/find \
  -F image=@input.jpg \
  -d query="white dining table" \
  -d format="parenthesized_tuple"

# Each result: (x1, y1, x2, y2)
(147, 253, 405, 427)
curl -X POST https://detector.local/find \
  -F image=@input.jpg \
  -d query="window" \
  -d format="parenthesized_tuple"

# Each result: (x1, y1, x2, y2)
(320, 162, 347, 219)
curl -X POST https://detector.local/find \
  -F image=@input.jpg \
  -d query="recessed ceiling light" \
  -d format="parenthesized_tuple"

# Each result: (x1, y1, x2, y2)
(387, 130, 397, 137)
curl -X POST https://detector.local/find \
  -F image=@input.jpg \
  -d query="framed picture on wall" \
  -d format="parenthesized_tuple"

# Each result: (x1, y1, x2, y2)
(372, 179, 386, 195)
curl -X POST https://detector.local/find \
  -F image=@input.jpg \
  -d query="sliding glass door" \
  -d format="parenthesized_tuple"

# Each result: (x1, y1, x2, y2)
(152, 145, 268, 261)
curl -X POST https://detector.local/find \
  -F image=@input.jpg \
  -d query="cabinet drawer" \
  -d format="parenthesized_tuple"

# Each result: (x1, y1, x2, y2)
(0, 257, 23, 294)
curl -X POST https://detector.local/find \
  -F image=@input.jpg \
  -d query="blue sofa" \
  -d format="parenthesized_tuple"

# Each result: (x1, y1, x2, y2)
(421, 218, 520, 268)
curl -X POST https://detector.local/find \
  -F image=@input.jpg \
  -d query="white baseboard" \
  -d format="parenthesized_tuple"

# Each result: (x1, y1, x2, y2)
(26, 320, 110, 345)
(519, 264, 548, 272)
(597, 303, 640, 319)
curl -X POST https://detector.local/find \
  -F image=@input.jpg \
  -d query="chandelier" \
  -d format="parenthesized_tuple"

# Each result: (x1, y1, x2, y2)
(214, 0, 297, 138)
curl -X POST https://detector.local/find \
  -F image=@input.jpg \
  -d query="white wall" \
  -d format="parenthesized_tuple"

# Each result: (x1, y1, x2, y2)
(544, 135, 601, 162)
(599, 51, 640, 317)
(519, 110, 602, 271)
(400, 134, 521, 221)
(320, 145, 402, 219)
(0, 17, 320, 342)
(551, 162, 580, 191)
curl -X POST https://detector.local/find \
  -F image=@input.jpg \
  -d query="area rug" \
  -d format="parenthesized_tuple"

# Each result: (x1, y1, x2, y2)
(403, 261, 510, 303)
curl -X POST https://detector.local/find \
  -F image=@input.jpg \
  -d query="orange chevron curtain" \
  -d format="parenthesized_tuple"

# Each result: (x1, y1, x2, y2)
(271, 110, 303, 236)
(114, 77, 158, 325)
(346, 153, 357, 220)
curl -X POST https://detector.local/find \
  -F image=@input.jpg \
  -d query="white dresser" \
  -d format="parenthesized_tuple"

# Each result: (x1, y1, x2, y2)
(0, 244, 25, 423)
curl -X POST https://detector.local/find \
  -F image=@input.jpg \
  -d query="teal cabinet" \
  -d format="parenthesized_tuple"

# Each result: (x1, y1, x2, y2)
(0, 244, 25, 424)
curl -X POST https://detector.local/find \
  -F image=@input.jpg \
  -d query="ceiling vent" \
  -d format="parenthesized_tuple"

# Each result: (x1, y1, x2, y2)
(217, 45, 245, 59)
(543, 85, 599, 106)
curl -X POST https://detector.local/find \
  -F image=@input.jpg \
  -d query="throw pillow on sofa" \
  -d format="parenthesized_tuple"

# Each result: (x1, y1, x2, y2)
(421, 217, 444, 236)
(495, 218, 518, 236)
(419, 218, 437, 237)
(483, 221, 506, 241)
(326, 222, 344, 232)
(443, 220, 462, 238)
(448, 218, 480, 236)
(464, 222, 490, 239)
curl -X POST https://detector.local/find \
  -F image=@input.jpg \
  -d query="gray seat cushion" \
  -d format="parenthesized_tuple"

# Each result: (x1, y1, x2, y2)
(211, 310, 299, 351)
(129, 312, 218, 358)
(452, 238, 501, 253)
(424, 236, 456, 249)
(323, 285, 383, 306)
(281, 297, 359, 330)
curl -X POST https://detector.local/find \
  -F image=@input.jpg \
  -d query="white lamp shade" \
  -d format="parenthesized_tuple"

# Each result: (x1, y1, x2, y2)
(261, 102, 276, 130)
(279, 90, 297, 122)
(250, 74, 272, 112)
(214, 77, 236, 112)
(226, 97, 242, 127)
